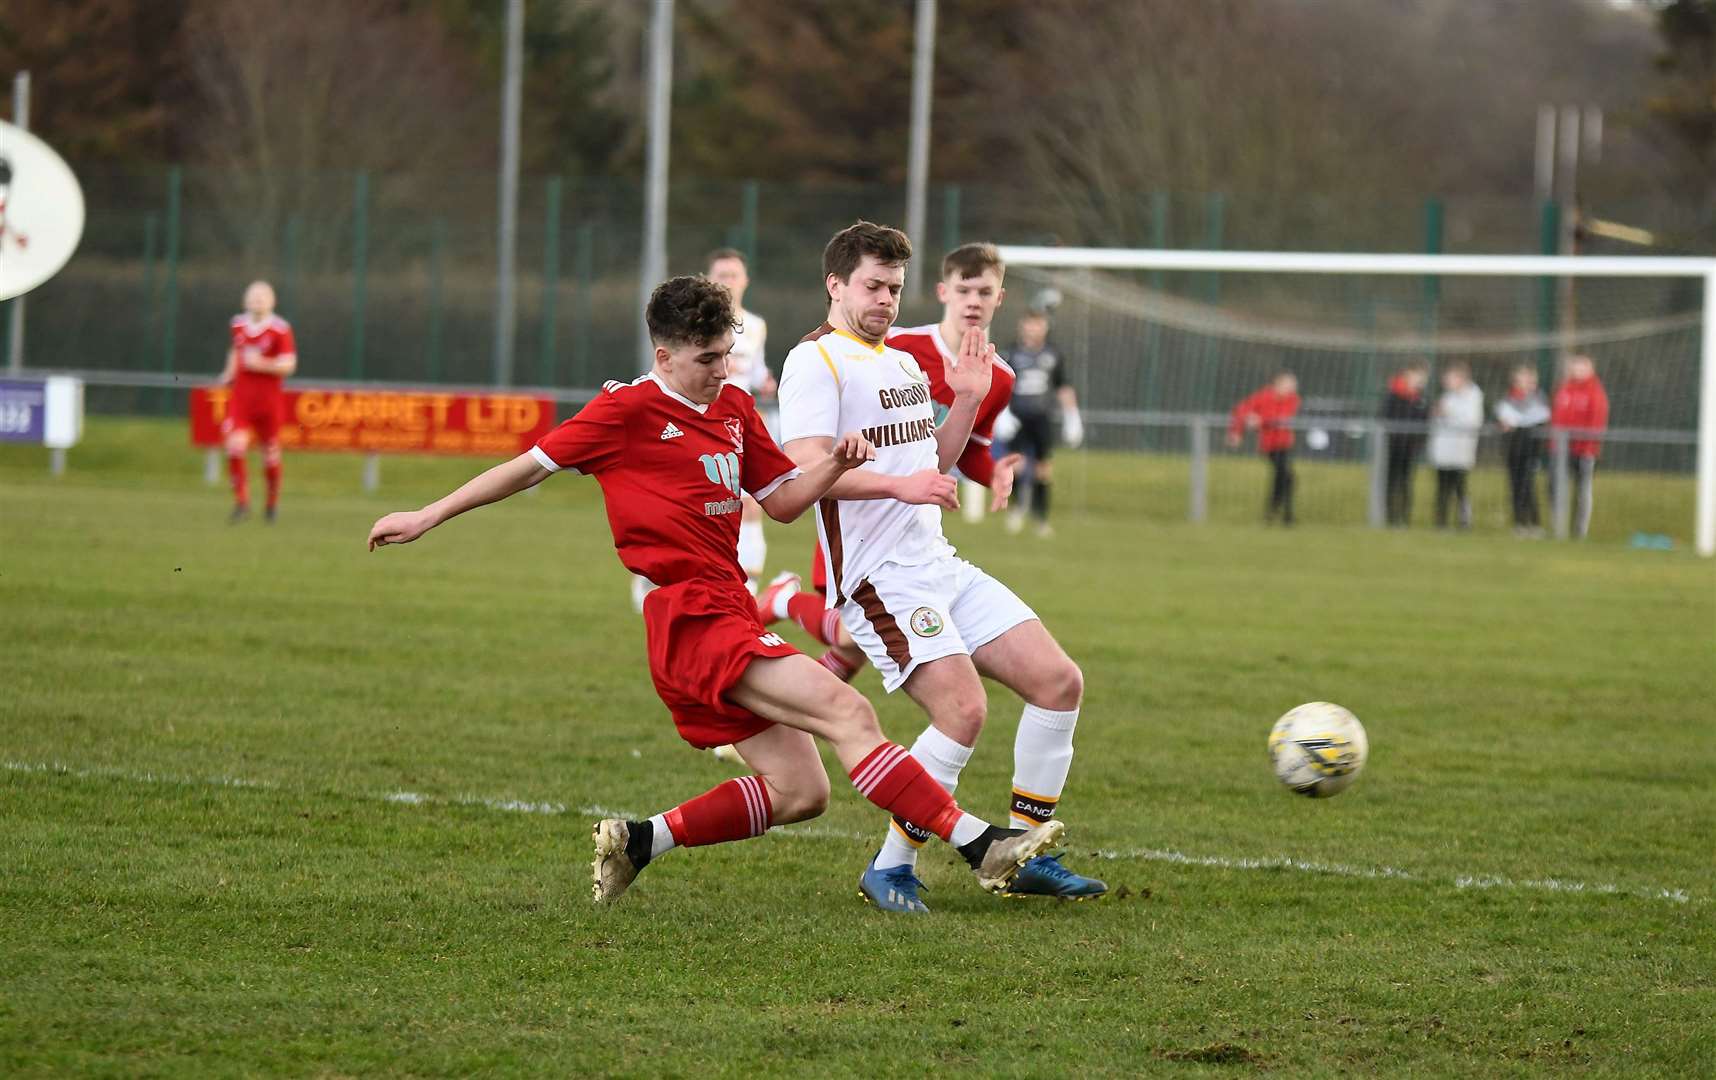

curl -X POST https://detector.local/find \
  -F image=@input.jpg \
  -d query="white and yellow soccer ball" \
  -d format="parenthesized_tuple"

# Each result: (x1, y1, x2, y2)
(1267, 702, 1368, 797)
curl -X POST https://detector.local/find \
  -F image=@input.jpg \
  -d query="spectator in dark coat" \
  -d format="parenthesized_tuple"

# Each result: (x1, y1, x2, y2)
(1382, 360, 1430, 527)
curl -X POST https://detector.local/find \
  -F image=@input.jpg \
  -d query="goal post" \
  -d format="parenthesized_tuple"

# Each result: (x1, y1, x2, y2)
(997, 246, 1716, 556)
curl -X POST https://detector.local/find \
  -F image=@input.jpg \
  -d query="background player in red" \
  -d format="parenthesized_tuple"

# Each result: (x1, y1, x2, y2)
(1227, 370, 1301, 526)
(365, 275, 1065, 904)
(218, 281, 297, 523)
(1551, 353, 1610, 539)
(755, 243, 1024, 686)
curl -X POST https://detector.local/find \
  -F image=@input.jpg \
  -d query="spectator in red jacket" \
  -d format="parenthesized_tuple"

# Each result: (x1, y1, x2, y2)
(1228, 371, 1301, 525)
(1551, 354, 1610, 539)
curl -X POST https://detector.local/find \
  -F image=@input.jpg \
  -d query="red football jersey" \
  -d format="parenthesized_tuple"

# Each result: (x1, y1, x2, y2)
(229, 314, 296, 401)
(886, 323, 1017, 486)
(530, 373, 801, 588)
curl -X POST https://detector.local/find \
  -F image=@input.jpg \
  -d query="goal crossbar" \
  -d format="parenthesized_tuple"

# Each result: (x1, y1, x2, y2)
(997, 246, 1716, 557)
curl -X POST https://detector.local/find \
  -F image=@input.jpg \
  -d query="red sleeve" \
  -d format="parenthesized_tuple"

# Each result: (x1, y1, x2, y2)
(1230, 389, 1261, 437)
(1591, 382, 1609, 431)
(277, 325, 297, 355)
(740, 394, 801, 499)
(531, 391, 628, 475)
(957, 439, 996, 486)
(1551, 387, 1572, 428)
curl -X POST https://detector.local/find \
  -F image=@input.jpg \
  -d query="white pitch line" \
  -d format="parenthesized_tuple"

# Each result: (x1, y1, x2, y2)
(4, 759, 1696, 905)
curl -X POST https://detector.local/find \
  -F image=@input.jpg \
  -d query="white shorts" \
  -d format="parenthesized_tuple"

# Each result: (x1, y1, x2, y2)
(839, 556, 1037, 693)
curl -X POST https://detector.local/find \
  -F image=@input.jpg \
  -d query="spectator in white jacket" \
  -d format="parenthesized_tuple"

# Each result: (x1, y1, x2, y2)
(1428, 362, 1483, 530)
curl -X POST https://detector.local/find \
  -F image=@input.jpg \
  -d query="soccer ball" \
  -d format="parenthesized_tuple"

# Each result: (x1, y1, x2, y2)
(1267, 702, 1368, 797)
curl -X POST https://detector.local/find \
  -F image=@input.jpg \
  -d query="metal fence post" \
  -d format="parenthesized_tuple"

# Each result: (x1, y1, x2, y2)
(140, 213, 159, 367)
(204, 449, 220, 486)
(349, 170, 369, 380)
(1551, 429, 1571, 539)
(427, 218, 447, 383)
(363, 453, 381, 493)
(1189, 416, 1208, 523)
(1369, 421, 1387, 528)
(942, 183, 962, 256)
(162, 166, 182, 374)
(574, 223, 594, 385)
(541, 176, 563, 387)
(740, 180, 759, 265)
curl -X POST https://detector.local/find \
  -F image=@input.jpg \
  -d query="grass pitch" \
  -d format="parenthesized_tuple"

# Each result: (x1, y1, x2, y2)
(3, 419, 1714, 1076)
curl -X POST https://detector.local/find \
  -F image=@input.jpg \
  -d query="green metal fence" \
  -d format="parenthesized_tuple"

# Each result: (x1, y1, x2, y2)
(11, 166, 1712, 410)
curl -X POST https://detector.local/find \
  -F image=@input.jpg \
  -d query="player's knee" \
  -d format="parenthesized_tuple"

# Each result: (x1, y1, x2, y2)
(1040, 658, 1084, 711)
(824, 687, 882, 745)
(263, 444, 283, 466)
(770, 770, 831, 824)
(936, 690, 988, 746)
(224, 435, 247, 456)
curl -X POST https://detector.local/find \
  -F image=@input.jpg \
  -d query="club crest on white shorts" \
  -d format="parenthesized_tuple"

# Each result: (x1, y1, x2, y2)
(909, 607, 944, 637)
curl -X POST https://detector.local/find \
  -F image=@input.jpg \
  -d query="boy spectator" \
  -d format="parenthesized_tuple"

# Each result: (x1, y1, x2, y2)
(1551, 354, 1609, 539)
(1226, 370, 1300, 526)
(1427, 361, 1483, 530)
(1496, 363, 1550, 536)
(1381, 360, 1430, 527)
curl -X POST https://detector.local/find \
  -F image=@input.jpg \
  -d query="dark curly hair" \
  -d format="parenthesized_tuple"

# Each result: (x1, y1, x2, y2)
(646, 275, 739, 348)
(823, 220, 913, 290)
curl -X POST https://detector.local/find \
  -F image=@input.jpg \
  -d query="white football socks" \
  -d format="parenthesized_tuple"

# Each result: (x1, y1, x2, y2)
(873, 725, 973, 870)
(1011, 703, 1079, 829)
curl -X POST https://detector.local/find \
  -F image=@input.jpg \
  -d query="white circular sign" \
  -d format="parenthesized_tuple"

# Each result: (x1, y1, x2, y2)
(0, 120, 85, 301)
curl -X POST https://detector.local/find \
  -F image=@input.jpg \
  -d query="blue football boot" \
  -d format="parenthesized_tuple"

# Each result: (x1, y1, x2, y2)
(858, 856, 931, 914)
(1001, 853, 1108, 900)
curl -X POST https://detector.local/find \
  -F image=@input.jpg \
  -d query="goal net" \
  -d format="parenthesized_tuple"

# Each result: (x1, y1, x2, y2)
(996, 247, 1716, 555)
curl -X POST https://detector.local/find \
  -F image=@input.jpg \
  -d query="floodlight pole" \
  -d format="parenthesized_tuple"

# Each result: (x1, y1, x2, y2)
(904, 0, 936, 302)
(7, 70, 30, 375)
(493, 0, 523, 386)
(638, 0, 674, 372)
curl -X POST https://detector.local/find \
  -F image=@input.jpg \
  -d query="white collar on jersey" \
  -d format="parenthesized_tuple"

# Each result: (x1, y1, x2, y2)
(646, 370, 711, 414)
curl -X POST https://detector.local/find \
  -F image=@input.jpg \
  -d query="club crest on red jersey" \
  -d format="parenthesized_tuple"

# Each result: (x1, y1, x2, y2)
(723, 418, 744, 452)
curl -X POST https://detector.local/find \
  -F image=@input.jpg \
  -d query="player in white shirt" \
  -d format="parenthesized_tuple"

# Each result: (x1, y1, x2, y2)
(777, 221, 1103, 913)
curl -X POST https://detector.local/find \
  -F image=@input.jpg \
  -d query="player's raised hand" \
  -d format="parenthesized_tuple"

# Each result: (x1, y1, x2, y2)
(988, 452, 1025, 512)
(897, 468, 960, 510)
(945, 325, 995, 401)
(831, 432, 877, 470)
(367, 509, 436, 551)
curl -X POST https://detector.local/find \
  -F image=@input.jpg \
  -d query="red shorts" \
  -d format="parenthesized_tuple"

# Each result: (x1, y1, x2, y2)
(643, 578, 800, 749)
(221, 393, 284, 442)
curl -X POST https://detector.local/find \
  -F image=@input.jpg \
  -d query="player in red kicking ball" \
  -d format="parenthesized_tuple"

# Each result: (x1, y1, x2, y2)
(366, 275, 1065, 904)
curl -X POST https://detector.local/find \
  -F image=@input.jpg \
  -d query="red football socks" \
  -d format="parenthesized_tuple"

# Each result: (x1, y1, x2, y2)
(819, 649, 861, 683)
(787, 592, 841, 646)
(227, 455, 249, 506)
(661, 775, 772, 847)
(264, 462, 282, 509)
(848, 742, 962, 841)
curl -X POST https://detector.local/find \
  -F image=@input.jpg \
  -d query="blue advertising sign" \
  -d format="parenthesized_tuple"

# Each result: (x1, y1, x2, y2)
(0, 379, 47, 443)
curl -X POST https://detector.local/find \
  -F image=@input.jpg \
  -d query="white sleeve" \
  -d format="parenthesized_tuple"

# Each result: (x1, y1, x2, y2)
(777, 340, 841, 443)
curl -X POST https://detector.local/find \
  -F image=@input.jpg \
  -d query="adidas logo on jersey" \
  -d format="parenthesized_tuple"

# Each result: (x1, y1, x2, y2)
(660, 422, 684, 441)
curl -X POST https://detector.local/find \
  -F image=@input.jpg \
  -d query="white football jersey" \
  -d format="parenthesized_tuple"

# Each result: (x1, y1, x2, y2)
(726, 308, 770, 395)
(778, 323, 955, 602)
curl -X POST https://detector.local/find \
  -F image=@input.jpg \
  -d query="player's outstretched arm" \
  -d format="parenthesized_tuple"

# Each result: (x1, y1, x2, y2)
(935, 326, 995, 472)
(758, 432, 878, 522)
(219, 349, 237, 385)
(367, 452, 550, 550)
(781, 436, 959, 510)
